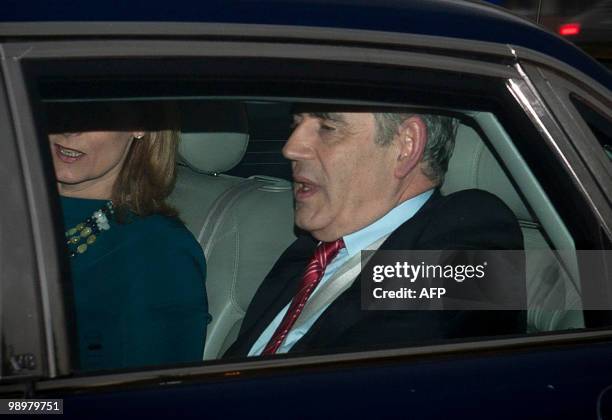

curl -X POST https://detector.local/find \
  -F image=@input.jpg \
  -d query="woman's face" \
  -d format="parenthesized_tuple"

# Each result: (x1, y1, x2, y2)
(49, 130, 143, 199)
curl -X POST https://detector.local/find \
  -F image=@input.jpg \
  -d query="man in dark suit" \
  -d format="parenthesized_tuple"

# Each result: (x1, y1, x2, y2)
(225, 111, 526, 358)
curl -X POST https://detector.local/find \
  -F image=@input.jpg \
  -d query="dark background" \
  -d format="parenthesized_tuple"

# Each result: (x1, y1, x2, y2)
(497, 0, 612, 65)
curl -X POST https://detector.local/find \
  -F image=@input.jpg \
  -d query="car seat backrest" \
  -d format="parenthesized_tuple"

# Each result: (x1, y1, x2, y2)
(179, 102, 250, 176)
(203, 178, 296, 357)
(172, 102, 251, 235)
(441, 122, 584, 332)
(170, 101, 296, 360)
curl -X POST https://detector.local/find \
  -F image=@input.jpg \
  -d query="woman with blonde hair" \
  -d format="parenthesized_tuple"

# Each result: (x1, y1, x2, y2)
(48, 101, 208, 371)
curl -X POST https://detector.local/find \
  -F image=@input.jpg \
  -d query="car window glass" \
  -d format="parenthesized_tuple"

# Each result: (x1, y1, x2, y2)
(570, 94, 612, 161)
(29, 67, 610, 377)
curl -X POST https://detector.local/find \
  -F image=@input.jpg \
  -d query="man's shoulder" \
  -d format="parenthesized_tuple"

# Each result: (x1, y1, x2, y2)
(433, 188, 516, 220)
(391, 188, 522, 250)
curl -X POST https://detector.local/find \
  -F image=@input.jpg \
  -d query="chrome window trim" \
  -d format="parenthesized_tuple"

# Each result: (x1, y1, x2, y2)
(0, 22, 517, 59)
(1, 22, 607, 84)
(1, 22, 608, 93)
(512, 46, 612, 105)
(506, 64, 612, 240)
(520, 64, 612, 202)
(3, 39, 517, 79)
(8, 329, 612, 395)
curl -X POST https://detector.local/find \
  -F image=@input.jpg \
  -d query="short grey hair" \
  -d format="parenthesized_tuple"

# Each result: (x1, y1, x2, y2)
(373, 113, 458, 184)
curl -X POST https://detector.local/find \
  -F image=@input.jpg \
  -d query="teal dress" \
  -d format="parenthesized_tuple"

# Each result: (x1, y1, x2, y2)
(61, 196, 209, 371)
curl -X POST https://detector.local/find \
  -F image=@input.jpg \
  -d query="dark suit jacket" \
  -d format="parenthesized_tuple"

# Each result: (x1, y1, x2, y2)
(224, 189, 526, 358)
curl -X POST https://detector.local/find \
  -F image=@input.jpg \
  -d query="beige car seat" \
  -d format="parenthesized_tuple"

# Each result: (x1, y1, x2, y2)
(170, 101, 296, 360)
(442, 122, 584, 332)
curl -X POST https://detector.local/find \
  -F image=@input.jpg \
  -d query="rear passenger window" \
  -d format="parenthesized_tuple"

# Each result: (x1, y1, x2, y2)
(226, 102, 293, 179)
(43, 101, 592, 365)
(21, 56, 611, 380)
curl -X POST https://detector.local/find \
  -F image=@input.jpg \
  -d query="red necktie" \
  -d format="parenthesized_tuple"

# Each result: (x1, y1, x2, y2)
(262, 238, 345, 355)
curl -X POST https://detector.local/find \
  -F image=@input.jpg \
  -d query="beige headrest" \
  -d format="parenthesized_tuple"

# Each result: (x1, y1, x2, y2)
(441, 124, 532, 222)
(179, 102, 249, 173)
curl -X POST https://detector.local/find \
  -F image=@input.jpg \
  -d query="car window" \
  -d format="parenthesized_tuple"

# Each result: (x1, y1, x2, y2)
(41, 100, 591, 368)
(11, 53, 611, 384)
(226, 102, 293, 179)
(570, 94, 612, 162)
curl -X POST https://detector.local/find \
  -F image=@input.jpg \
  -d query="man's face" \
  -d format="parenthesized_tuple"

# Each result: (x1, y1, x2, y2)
(283, 112, 399, 241)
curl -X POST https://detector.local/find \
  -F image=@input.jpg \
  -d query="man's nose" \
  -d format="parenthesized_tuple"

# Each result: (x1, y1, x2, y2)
(282, 124, 314, 161)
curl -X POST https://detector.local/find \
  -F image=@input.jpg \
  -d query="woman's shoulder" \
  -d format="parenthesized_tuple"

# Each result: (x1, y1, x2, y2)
(115, 214, 207, 301)
(137, 213, 190, 234)
(124, 214, 203, 256)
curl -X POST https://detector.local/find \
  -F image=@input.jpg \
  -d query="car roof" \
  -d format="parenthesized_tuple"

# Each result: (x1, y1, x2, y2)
(2, 0, 611, 89)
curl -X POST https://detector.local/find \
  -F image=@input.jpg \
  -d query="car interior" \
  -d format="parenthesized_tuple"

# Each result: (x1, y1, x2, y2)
(163, 99, 585, 360)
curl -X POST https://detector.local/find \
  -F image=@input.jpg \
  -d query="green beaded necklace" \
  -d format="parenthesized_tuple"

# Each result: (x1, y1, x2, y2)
(65, 201, 114, 258)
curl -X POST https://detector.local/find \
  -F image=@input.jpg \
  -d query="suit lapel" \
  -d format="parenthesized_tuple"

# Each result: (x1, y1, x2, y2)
(227, 190, 444, 356)
(292, 190, 443, 351)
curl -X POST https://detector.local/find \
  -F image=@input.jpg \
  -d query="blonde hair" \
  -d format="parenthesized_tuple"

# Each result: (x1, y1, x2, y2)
(111, 104, 179, 221)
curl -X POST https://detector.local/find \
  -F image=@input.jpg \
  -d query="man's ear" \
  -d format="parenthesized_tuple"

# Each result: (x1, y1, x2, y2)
(394, 116, 427, 179)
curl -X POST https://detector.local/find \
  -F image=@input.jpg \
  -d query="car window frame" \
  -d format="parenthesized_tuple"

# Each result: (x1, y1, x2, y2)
(519, 62, 612, 206)
(570, 94, 612, 163)
(1, 31, 612, 395)
(0, 53, 68, 385)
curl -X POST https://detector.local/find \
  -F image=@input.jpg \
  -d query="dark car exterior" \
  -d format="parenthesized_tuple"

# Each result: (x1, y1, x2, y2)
(558, 0, 612, 66)
(0, 1, 611, 418)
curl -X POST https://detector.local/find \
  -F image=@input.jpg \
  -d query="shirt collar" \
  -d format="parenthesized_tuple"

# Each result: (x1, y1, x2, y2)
(342, 189, 434, 257)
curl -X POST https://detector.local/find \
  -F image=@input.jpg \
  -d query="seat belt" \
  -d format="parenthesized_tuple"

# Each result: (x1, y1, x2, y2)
(290, 234, 390, 333)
